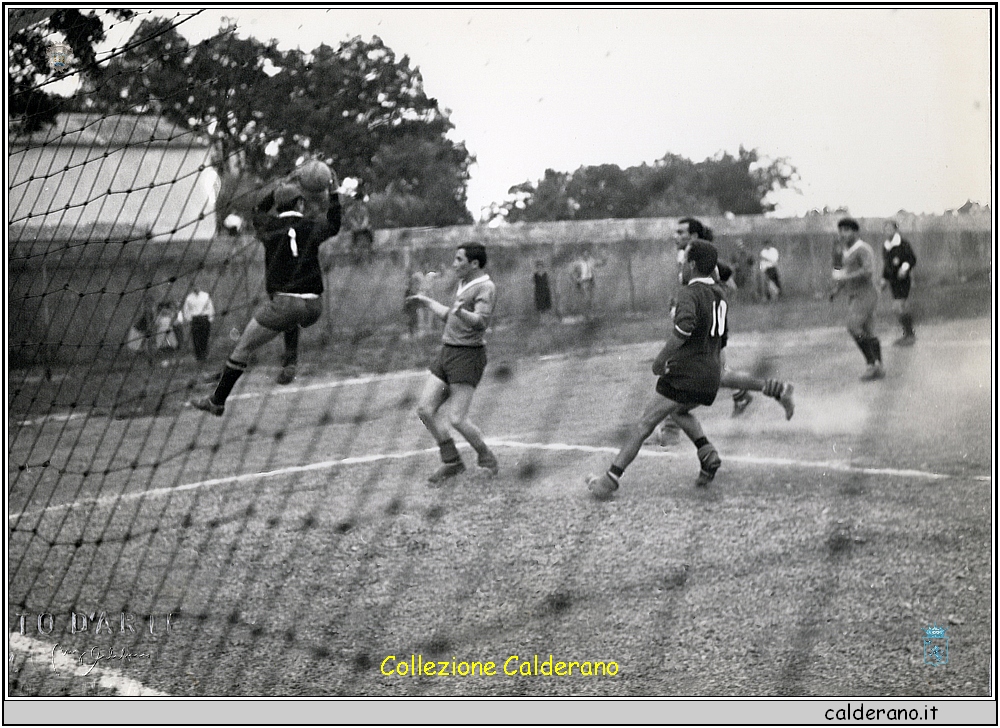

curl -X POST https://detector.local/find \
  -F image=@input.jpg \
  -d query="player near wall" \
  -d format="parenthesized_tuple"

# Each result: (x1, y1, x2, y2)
(407, 243, 501, 484)
(588, 240, 727, 498)
(832, 217, 885, 381)
(656, 217, 794, 450)
(881, 219, 917, 346)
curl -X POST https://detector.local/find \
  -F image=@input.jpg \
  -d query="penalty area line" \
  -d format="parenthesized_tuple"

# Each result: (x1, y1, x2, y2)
(8, 440, 987, 522)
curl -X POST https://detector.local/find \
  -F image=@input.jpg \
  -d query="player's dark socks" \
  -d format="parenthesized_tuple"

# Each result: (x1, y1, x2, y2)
(870, 337, 883, 364)
(693, 436, 710, 450)
(438, 438, 461, 464)
(762, 379, 784, 399)
(901, 313, 915, 337)
(853, 335, 874, 365)
(609, 464, 625, 479)
(213, 358, 248, 404)
(282, 328, 299, 367)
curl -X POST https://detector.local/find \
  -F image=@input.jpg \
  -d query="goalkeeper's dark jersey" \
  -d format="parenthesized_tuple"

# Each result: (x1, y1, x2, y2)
(665, 277, 728, 397)
(253, 196, 341, 296)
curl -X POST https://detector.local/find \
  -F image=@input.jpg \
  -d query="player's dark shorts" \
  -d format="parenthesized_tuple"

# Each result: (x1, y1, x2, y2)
(888, 279, 911, 300)
(430, 344, 487, 387)
(253, 294, 322, 331)
(655, 376, 717, 407)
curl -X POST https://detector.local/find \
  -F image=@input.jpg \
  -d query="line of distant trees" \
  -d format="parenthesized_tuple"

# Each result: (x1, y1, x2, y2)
(484, 148, 799, 225)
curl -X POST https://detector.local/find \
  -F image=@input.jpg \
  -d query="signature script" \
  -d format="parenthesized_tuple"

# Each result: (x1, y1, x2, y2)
(50, 643, 151, 675)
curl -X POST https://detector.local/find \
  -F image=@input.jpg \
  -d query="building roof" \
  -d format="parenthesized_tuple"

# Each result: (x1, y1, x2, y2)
(9, 112, 209, 149)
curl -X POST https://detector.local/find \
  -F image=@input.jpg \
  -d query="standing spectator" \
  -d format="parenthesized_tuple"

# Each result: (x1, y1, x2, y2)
(182, 284, 215, 363)
(759, 242, 782, 300)
(126, 298, 155, 355)
(154, 300, 182, 351)
(881, 220, 917, 346)
(570, 247, 600, 320)
(831, 217, 884, 381)
(345, 181, 374, 264)
(532, 259, 554, 322)
(407, 244, 500, 484)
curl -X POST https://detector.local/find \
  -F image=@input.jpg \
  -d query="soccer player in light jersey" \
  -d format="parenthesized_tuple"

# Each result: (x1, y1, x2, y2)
(832, 217, 884, 380)
(408, 244, 500, 484)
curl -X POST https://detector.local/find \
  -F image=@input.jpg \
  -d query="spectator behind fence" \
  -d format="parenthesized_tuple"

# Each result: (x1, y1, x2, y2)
(532, 259, 555, 322)
(759, 242, 782, 300)
(570, 247, 602, 321)
(182, 284, 215, 362)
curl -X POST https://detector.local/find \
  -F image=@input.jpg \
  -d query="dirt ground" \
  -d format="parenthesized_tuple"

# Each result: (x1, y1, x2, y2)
(8, 286, 992, 699)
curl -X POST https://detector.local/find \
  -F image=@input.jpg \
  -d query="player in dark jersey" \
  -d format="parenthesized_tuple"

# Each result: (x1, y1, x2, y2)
(190, 182, 341, 416)
(588, 241, 727, 498)
(656, 218, 793, 440)
(881, 220, 917, 346)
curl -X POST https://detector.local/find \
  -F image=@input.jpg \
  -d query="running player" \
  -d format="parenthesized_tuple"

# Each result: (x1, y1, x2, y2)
(665, 218, 794, 424)
(881, 219, 917, 346)
(588, 240, 726, 498)
(832, 217, 884, 380)
(408, 244, 500, 484)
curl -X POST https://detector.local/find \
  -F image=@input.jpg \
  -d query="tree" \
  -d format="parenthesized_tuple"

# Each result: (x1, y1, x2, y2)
(86, 26, 474, 227)
(8, 9, 135, 133)
(490, 147, 798, 223)
(565, 164, 642, 220)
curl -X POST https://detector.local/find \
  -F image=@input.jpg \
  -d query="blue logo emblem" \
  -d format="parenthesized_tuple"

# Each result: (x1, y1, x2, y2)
(46, 42, 70, 71)
(923, 624, 948, 666)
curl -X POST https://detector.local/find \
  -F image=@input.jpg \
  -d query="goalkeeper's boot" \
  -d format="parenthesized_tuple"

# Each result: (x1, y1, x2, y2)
(427, 459, 465, 486)
(695, 445, 722, 487)
(276, 364, 297, 385)
(190, 396, 224, 417)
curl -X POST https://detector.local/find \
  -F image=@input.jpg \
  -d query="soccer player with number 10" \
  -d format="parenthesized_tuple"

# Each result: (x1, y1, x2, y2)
(587, 240, 728, 499)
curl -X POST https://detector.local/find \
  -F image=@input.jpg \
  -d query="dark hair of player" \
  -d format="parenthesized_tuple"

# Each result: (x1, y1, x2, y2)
(837, 217, 860, 232)
(460, 243, 487, 269)
(686, 241, 718, 276)
(678, 217, 706, 239)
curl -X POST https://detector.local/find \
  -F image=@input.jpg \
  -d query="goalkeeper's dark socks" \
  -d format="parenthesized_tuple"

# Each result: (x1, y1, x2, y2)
(853, 334, 873, 364)
(762, 379, 784, 399)
(901, 313, 915, 337)
(438, 438, 461, 464)
(693, 436, 710, 450)
(870, 337, 883, 364)
(213, 358, 248, 404)
(282, 328, 299, 367)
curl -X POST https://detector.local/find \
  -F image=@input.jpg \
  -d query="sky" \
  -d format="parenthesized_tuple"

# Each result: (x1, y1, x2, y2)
(91, 6, 993, 220)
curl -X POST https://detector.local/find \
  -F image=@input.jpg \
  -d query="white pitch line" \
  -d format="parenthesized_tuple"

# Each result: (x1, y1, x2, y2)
(14, 335, 989, 426)
(8, 440, 988, 522)
(8, 632, 169, 697)
(228, 368, 426, 401)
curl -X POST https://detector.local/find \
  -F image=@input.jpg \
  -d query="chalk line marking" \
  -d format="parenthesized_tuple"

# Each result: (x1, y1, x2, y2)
(8, 632, 169, 697)
(14, 333, 988, 427)
(8, 440, 988, 522)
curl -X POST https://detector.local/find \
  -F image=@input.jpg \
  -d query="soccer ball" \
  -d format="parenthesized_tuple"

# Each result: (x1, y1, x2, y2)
(297, 160, 334, 192)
